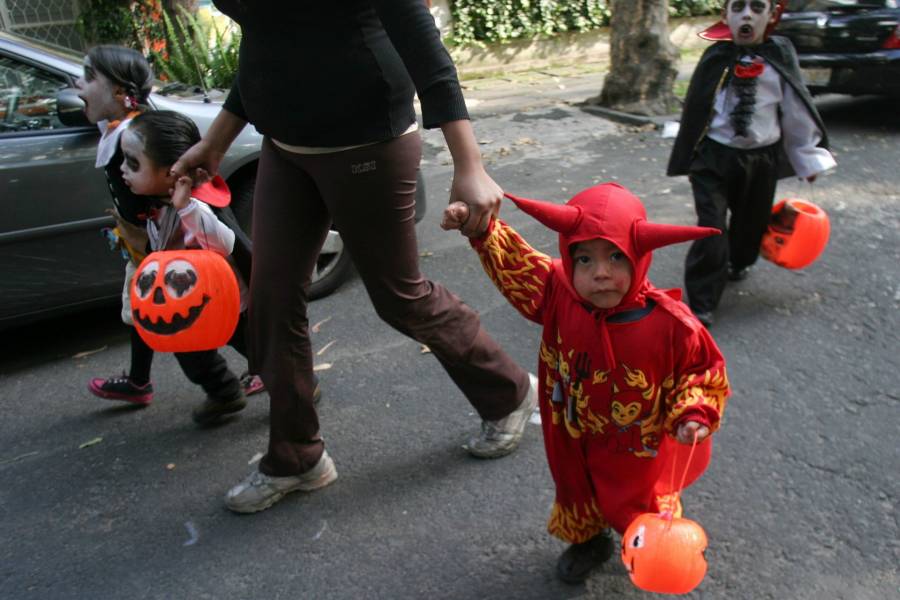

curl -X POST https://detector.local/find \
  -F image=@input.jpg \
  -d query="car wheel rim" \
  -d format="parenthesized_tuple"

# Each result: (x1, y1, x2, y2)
(312, 230, 344, 284)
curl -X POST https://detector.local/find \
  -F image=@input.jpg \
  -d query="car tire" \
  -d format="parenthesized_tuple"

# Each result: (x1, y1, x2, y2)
(228, 172, 354, 301)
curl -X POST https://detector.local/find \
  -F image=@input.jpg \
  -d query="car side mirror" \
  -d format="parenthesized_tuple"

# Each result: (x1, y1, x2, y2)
(56, 88, 92, 127)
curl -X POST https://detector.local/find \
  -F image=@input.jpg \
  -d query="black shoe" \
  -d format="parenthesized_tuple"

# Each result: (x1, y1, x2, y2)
(693, 310, 714, 328)
(192, 393, 247, 426)
(728, 265, 751, 282)
(556, 530, 615, 584)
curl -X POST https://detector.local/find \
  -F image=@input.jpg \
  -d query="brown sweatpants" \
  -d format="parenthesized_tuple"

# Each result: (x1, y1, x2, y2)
(250, 133, 529, 476)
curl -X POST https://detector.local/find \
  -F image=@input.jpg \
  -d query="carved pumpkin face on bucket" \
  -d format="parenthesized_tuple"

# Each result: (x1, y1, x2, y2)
(621, 512, 708, 594)
(131, 250, 240, 352)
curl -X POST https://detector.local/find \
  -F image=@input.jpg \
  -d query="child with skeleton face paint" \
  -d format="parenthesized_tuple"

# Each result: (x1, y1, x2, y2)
(81, 47, 266, 409)
(78, 46, 160, 404)
(666, 0, 836, 327)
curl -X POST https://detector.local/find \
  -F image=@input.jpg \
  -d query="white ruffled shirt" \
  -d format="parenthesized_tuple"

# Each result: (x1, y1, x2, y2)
(147, 198, 248, 310)
(707, 57, 836, 179)
(95, 118, 135, 168)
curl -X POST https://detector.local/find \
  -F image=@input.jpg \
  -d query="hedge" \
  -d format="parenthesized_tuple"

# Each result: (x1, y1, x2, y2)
(447, 0, 721, 46)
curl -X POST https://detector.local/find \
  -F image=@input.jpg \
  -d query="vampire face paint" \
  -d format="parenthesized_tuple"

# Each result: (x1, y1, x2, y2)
(120, 128, 173, 197)
(726, 0, 776, 47)
(75, 58, 127, 124)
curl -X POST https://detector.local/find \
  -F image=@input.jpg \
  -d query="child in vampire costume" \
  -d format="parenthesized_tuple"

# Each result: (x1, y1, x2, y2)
(79, 46, 264, 406)
(443, 183, 731, 583)
(667, 0, 836, 326)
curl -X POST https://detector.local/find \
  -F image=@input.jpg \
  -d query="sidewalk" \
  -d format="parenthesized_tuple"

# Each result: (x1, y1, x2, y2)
(450, 18, 711, 124)
(457, 56, 701, 126)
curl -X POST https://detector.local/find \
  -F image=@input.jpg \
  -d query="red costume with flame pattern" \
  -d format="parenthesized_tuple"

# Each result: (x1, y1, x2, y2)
(470, 183, 731, 542)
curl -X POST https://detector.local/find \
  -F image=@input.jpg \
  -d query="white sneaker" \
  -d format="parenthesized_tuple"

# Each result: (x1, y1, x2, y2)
(465, 373, 538, 459)
(225, 450, 338, 514)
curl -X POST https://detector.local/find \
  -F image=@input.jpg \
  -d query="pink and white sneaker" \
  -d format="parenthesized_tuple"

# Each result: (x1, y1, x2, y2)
(240, 372, 266, 397)
(88, 374, 153, 405)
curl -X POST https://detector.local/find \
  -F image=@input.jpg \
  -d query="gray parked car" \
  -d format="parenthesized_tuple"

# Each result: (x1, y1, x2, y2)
(0, 32, 424, 330)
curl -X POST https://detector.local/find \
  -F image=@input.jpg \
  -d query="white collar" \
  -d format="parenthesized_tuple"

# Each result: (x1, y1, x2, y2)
(95, 117, 135, 168)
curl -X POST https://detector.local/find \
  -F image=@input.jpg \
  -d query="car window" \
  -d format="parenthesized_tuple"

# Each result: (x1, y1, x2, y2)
(0, 55, 69, 135)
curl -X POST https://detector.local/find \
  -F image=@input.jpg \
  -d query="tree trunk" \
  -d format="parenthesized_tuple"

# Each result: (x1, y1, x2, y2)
(163, 0, 197, 13)
(591, 0, 679, 116)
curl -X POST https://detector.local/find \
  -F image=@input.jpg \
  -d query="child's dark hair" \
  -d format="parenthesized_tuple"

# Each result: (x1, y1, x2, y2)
(87, 45, 153, 105)
(128, 111, 200, 169)
(722, 0, 774, 10)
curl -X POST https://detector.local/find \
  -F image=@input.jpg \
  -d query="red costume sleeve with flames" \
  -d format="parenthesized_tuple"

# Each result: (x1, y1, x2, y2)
(470, 217, 553, 324)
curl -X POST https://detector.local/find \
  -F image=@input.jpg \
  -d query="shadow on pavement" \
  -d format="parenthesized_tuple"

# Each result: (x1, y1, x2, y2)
(815, 94, 900, 132)
(0, 306, 126, 376)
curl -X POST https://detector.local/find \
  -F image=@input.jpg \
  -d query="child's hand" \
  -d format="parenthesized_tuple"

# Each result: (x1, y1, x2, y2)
(441, 201, 470, 232)
(448, 167, 501, 237)
(105, 208, 148, 251)
(171, 175, 193, 210)
(676, 420, 710, 445)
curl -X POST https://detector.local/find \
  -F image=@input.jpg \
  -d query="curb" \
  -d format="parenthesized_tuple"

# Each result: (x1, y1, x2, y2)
(578, 104, 680, 129)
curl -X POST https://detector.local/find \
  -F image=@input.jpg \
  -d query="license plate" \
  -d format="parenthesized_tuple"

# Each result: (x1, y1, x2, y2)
(801, 68, 832, 87)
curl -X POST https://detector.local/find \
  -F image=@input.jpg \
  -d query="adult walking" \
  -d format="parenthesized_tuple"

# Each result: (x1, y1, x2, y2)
(172, 1, 537, 513)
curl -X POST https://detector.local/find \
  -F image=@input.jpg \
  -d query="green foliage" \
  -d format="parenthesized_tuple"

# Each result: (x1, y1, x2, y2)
(76, 0, 135, 45)
(669, 0, 721, 18)
(447, 0, 611, 46)
(149, 7, 241, 90)
(447, 0, 720, 47)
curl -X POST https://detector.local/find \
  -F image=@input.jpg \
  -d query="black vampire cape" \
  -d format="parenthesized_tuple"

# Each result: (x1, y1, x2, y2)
(667, 36, 829, 180)
(104, 146, 253, 282)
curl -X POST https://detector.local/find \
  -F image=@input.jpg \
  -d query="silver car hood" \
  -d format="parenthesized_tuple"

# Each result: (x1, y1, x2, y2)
(149, 94, 264, 179)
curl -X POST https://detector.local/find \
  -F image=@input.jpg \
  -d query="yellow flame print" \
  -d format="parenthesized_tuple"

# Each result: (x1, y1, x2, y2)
(548, 499, 610, 544)
(623, 364, 649, 390)
(664, 367, 730, 433)
(586, 410, 609, 434)
(539, 339, 557, 372)
(478, 223, 551, 318)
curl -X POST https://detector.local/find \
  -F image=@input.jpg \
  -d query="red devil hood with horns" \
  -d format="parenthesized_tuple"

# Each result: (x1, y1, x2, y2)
(505, 183, 719, 323)
(470, 183, 729, 538)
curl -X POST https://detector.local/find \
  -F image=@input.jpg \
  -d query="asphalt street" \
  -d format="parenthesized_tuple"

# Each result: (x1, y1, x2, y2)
(1, 79, 898, 599)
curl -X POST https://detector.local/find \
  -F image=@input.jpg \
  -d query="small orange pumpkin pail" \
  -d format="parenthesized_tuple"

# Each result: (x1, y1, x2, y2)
(131, 249, 240, 352)
(621, 512, 709, 594)
(760, 198, 830, 270)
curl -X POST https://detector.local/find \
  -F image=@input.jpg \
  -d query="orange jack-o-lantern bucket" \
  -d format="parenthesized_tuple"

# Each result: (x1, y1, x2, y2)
(621, 512, 708, 594)
(131, 250, 240, 352)
(760, 198, 830, 270)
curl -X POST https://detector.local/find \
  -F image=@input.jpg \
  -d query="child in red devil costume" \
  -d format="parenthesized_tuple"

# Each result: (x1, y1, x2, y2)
(668, 0, 836, 326)
(443, 183, 730, 584)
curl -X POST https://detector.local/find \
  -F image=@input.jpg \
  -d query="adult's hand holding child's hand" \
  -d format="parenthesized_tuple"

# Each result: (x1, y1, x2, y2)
(171, 175, 193, 210)
(441, 201, 470, 232)
(170, 139, 221, 183)
(676, 420, 710, 445)
(449, 167, 502, 237)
